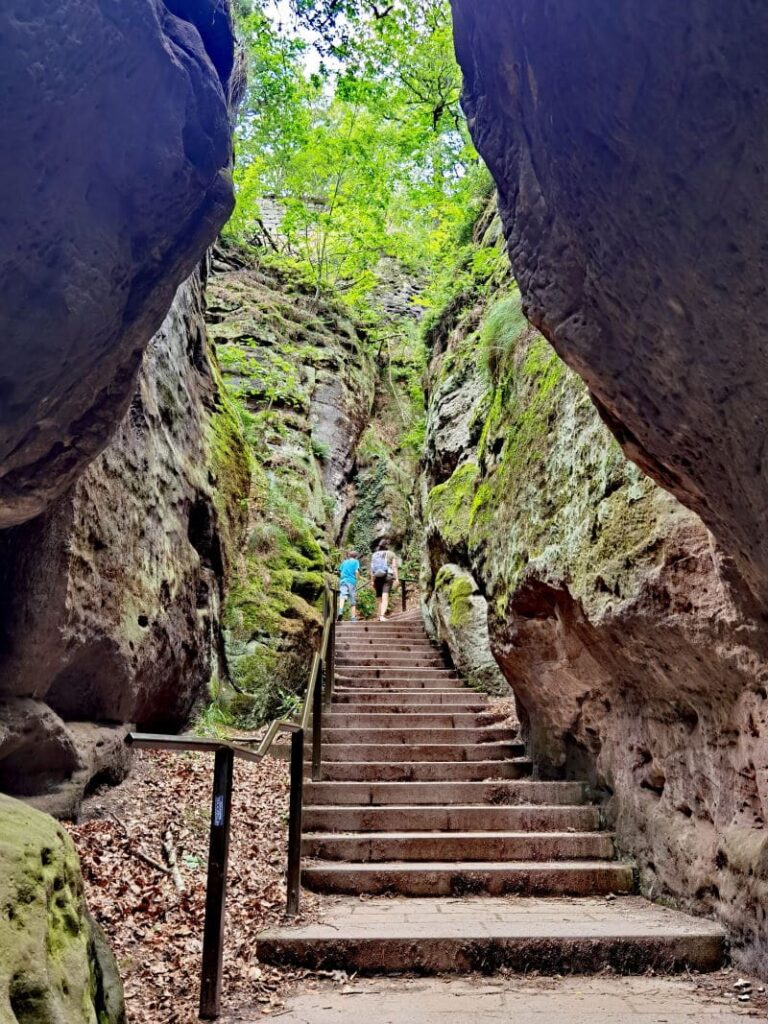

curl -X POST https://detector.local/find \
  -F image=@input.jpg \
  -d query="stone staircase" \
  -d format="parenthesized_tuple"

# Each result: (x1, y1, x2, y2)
(258, 614, 725, 974)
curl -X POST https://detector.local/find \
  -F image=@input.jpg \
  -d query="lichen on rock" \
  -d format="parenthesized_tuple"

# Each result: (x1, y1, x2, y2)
(423, 195, 768, 968)
(0, 795, 124, 1023)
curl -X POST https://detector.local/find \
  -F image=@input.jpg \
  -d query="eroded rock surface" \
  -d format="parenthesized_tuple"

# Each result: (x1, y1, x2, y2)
(207, 245, 376, 709)
(0, 794, 125, 1023)
(423, 203, 768, 969)
(451, 0, 768, 607)
(0, 272, 249, 813)
(0, 0, 236, 528)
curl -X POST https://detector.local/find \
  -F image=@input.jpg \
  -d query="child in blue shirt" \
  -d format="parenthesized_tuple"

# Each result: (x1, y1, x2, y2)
(338, 550, 361, 620)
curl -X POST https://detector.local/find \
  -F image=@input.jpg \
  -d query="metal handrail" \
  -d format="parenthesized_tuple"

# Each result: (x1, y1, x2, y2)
(125, 581, 338, 1020)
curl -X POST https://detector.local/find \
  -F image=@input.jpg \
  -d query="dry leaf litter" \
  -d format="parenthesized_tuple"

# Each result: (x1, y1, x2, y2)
(68, 747, 320, 1022)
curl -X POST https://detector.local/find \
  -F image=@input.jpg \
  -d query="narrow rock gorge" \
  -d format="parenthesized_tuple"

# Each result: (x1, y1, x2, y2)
(4, 0, 768, 1018)
(423, 192, 768, 968)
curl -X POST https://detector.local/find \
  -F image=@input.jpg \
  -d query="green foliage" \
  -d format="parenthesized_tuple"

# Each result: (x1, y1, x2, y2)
(230, 0, 483, 308)
(479, 293, 527, 381)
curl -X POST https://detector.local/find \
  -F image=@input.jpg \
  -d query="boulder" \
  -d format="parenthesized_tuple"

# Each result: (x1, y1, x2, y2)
(0, 0, 236, 528)
(0, 794, 125, 1023)
(451, 0, 768, 605)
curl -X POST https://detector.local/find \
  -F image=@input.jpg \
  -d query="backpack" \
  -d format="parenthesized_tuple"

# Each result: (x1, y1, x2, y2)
(371, 550, 393, 579)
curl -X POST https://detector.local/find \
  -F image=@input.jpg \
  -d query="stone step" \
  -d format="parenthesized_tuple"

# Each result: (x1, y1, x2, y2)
(304, 831, 615, 862)
(315, 742, 522, 763)
(326, 712, 493, 728)
(303, 804, 600, 832)
(305, 780, 586, 807)
(257, 896, 725, 974)
(313, 759, 532, 782)
(335, 680, 463, 690)
(324, 728, 518, 745)
(336, 669, 458, 682)
(337, 642, 438, 653)
(337, 629, 430, 640)
(332, 693, 481, 707)
(337, 655, 447, 668)
(301, 860, 635, 897)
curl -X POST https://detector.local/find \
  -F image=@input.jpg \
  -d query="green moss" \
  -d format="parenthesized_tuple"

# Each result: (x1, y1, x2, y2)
(426, 463, 479, 549)
(448, 575, 474, 628)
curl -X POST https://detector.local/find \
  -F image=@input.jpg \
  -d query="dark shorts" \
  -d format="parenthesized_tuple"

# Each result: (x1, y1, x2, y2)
(373, 575, 393, 597)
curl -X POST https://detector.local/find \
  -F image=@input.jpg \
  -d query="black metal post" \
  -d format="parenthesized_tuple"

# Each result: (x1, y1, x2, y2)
(312, 660, 323, 782)
(401, 579, 407, 613)
(286, 729, 305, 917)
(199, 747, 235, 1020)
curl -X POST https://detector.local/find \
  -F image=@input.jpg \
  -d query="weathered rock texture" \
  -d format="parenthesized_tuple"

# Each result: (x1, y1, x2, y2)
(0, 0, 237, 529)
(0, 271, 250, 815)
(423, 203, 768, 970)
(0, 794, 125, 1022)
(207, 244, 376, 712)
(451, 0, 768, 610)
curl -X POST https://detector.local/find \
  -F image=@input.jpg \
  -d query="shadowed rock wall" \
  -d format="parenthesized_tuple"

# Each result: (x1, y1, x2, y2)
(0, 270, 250, 817)
(450, 0, 768, 608)
(0, 0, 237, 528)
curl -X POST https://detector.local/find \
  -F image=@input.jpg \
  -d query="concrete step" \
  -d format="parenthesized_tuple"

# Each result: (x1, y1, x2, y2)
(302, 860, 635, 897)
(324, 728, 518, 745)
(257, 896, 725, 974)
(326, 712, 493, 728)
(303, 803, 600, 832)
(314, 759, 532, 782)
(331, 692, 484, 706)
(316, 742, 523, 763)
(304, 831, 615, 862)
(305, 780, 586, 807)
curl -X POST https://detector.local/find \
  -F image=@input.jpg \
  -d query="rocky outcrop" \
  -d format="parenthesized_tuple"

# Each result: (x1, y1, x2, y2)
(423, 203, 768, 969)
(207, 245, 376, 710)
(0, 794, 125, 1022)
(0, 271, 250, 815)
(450, 0, 768, 609)
(0, 0, 237, 529)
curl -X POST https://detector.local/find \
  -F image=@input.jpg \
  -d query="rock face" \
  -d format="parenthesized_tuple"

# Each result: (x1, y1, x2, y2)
(0, 271, 250, 815)
(423, 202, 768, 968)
(0, 0, 237, 529)
(207, 245, 376, 710)
(0, 794, 125, 1022)
(450, 0, 768, 608)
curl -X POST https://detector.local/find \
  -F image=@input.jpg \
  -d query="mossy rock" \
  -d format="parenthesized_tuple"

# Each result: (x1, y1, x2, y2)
(0, 795, 125, 1023)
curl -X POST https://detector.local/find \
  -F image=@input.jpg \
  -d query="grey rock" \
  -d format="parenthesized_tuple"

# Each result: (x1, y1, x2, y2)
(452, 0, 768, 606)
(0, 0, 236, 528)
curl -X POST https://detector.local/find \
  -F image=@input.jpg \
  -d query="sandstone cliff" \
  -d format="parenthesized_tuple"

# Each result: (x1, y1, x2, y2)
(450, 0, 768, 610)
(0, 269, 250, 817)
(423, 200, 768, 968)
(207, 244, 377, 716)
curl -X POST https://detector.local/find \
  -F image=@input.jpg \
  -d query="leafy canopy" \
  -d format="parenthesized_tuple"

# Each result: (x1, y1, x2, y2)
(229, 0, 492, 310)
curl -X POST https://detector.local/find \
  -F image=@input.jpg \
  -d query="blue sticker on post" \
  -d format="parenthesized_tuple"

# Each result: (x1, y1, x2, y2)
(214, 795, 225, 827)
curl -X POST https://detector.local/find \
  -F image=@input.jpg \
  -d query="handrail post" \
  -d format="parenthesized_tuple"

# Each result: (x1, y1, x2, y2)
(312, 659, 323, 782)
(286, 729, 304, 917)
(325, 589, 337, 707)
(401, 579, 407, 613)
(200, 747, 235, 1020)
